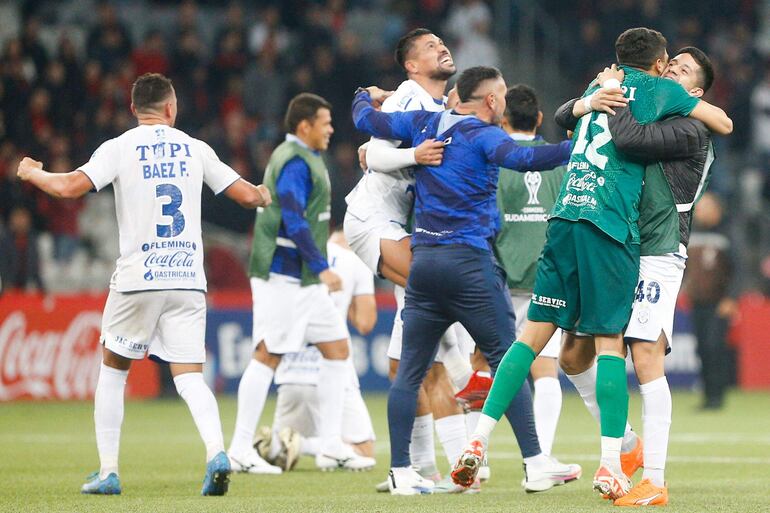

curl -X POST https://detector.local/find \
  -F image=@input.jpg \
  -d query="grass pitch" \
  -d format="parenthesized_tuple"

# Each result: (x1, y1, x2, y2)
(1, 390, 768, 512)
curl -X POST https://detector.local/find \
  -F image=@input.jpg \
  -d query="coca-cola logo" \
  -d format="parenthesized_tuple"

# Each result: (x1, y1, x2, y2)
(0, 311, 102, 400)
(143, 251, 195, 269)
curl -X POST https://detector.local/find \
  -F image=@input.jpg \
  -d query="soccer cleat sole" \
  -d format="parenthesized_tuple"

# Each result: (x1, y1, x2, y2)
(202, 469, 230, 496)
(451, 453, 481, 488)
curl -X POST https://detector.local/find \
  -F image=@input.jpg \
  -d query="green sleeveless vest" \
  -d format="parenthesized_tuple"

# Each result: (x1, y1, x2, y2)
(249, 140, 331, 286)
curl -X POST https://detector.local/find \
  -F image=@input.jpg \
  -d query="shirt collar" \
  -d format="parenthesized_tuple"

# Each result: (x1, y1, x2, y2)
(509, 133, 537, 141)
(286, 133, 311, 150)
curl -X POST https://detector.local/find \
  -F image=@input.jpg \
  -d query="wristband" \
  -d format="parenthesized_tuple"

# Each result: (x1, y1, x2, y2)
(602, 78, 622, 90)
(582, 94, 594, 113)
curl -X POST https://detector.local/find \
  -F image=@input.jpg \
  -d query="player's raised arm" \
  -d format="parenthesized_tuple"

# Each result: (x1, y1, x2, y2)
(352, 88, 423, 142)
(688, 101, 732, 135)
(17, 157, 95, 199)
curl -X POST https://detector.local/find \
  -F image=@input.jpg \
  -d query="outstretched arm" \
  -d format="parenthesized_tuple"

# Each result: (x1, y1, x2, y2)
(481, 127, 572, 171)
(610, 107, 709, 160)
(17, 157, 94, 198)
(352, 88, 421, 142)
(222, 179, 272, 208)
(688, 101, 733, 135)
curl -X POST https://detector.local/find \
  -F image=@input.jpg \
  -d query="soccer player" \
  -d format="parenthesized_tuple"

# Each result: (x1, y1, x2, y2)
(16, 72, 272, 496)
(494, 84, 568, 458)
(455, 28, 732, 500)
(253, 230, 377, 471)
(352, 65, 576, 495)
(228, 93, 376, 473)
(554, 47, 718, 506)
(344, 28, 483, 492)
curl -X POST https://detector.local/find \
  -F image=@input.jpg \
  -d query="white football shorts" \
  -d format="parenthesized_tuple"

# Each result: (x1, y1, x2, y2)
(100, 289, 207, 363)
(273, 383, 376, 445)
(343, 210, 409, 276)
(251, 275, 349, 354)
(625, 249, 687, 351)
(511, 292, 561, 359)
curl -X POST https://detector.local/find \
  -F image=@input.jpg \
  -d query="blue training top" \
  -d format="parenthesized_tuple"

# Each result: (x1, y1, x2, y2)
(270, 155, 329, 279)
(352, 90, 572, 251)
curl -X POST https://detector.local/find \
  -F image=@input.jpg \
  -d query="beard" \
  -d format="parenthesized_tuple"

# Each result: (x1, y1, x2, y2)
(430, 66, 457, 81)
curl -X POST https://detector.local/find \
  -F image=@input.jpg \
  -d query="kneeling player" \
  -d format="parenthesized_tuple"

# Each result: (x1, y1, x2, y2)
(254, 231, 377, 470)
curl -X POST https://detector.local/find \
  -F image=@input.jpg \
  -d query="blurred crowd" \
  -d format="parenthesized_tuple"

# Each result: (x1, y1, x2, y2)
(0, 0, 769, 294)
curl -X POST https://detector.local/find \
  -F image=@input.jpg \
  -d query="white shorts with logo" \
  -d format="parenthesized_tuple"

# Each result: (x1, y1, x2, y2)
(625, 249, 687, 350)
(511, 292, 561, 359)
(343, 210, 409, 276)
(251, 275, 349, 354)
(101, 289, 207, 363)
(273, 384, 376, 444)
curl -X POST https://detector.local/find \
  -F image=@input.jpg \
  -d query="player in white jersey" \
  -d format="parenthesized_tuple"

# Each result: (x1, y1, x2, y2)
(254, 230, 377, 470)
(16, 73, 271, 497)
(344, 29, 484, 494)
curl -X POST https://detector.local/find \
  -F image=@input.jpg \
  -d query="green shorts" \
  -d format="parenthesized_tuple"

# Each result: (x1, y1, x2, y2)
(527, 218, 640, 335)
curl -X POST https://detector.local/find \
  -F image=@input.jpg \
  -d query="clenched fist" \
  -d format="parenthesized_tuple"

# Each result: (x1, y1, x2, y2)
(17, 157, 43, 181)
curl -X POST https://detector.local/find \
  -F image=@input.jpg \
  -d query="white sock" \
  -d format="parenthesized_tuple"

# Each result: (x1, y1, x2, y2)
(465, 410, 481, 436)
(523, 452, 550, 469)
(410, 414, 437, 475)
(317, 358, 348, 455)
(229, 359, 273, 456)
(471, 413, 498, 448)
(269, 428, 282, 460)
(640, 376, 671, 487)
(435, 414, 468, 467)
(301, 436, 320, 456)
(94, 363, 128, 480)
(600, 436, 623, 474)
(174, 372, 225, 462)
(438, 325, 473, 389)
(533, 376, 562, 456)
(567, 363, 634, 440)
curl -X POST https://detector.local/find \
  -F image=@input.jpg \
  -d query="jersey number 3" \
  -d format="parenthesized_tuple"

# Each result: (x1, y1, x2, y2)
(573, 112, 612, 170)
(156, 183, 185, 237)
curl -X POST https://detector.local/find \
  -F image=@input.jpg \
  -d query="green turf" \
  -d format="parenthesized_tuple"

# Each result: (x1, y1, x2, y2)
(1, 390, 768, 512)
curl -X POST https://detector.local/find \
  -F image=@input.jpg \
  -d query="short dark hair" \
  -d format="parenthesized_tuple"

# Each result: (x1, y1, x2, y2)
(675, 46, 714, 93)
(504, 84, 539, 132)
(456, 66, 502, 102)
(131, 73, 174, 112)
(615, 27, 668, 70)
(284, 93, 332, 133)
(395, 28, 433, 71)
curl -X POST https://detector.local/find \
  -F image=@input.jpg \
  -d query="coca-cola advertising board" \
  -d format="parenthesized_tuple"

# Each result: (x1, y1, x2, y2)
(0, 293, 159, 401)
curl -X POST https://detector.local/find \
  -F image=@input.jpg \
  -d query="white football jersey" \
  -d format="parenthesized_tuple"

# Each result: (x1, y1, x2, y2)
(79, 124, 240, 292)
(274, 241, 374, 386)
(344, 79, 446, 225)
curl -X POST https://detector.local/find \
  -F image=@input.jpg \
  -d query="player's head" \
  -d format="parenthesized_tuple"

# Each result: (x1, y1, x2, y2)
(503, 84, 542, 134)
(394, 28, 456, 82)
(664, 47, 714, 98)
(456, 66, 507, 125)
(615, 27, 669, 76)
(285, 93, 333, 151)
(130, 73, 177, 126)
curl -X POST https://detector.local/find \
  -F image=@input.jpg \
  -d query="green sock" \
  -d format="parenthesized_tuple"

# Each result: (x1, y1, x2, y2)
(596, 354, 629, 438)
(481, 341, 535, 421)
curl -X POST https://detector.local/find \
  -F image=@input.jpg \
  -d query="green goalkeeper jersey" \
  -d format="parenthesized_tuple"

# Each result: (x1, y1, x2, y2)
(495, 136, 567, 291)
(551, 66, 700, 244)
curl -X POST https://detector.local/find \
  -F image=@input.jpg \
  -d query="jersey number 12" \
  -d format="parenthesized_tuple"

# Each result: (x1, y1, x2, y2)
(573, 112, 612, 170)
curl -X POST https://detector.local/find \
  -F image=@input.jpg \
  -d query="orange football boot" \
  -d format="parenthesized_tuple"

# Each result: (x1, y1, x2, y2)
(614, 479, 668, 506)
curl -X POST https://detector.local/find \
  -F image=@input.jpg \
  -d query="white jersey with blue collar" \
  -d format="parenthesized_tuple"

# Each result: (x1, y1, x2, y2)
(344, 79, 446, 226)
